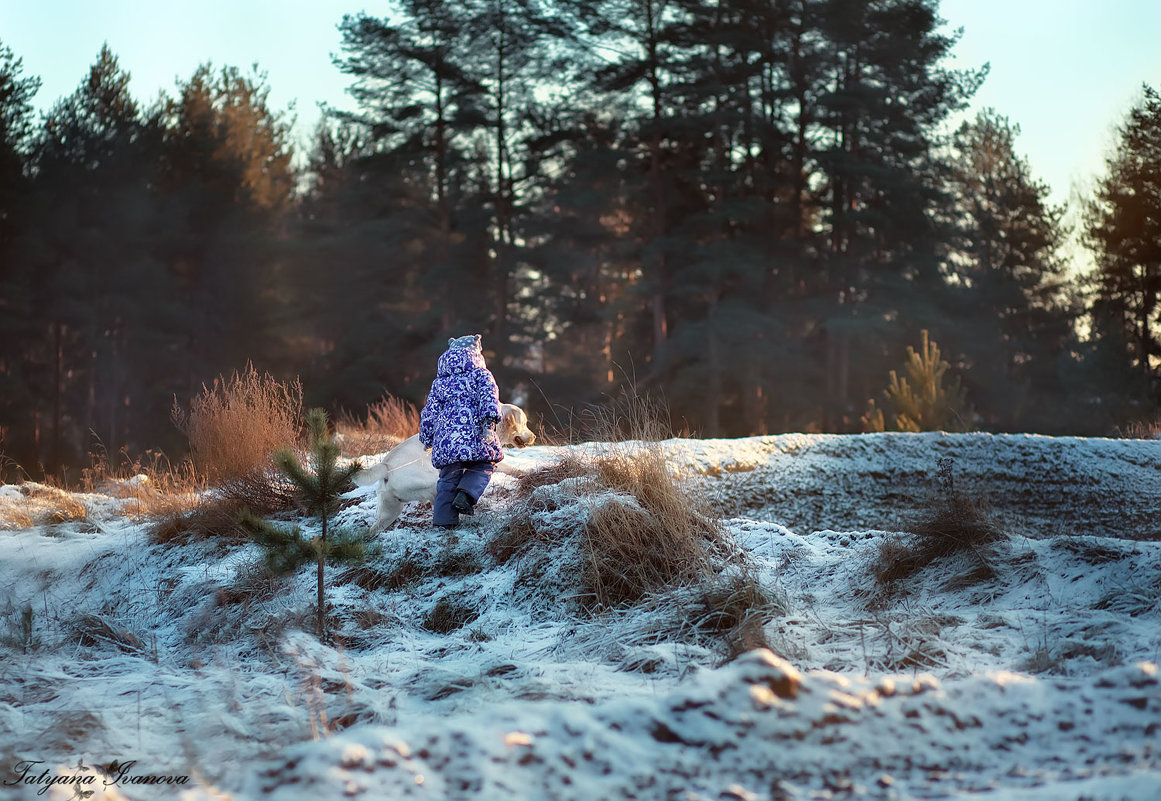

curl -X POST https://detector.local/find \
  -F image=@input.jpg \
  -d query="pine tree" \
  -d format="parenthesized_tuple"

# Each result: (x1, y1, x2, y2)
(812, 0, 985, 428)
(160, 63, 295, 395)
(944, 109, 1077, 429)
(241, 408, 365, 640)
(1085, 84, 1161, 395)
(26, 46, 173, 471)
(863, 330, 973, 432)
(0, 40, 41, 477)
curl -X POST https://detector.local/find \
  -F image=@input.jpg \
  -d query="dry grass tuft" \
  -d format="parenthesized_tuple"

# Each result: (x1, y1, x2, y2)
(216, 465, 300, 515)
(80, 448, 203, 519)
(435, 548, 483, 578)
(537, 384, 685, 446)
(173, 364, 303, 483)
(513, 451, 590, 499)
(72, 613, 148, 655)
(499, 391, 727, 610)
(422, 596, 480, 634)
(582, 496, 707, 609)
(1092, 569, 1161, 617)
(335, 394, 420, 457)
(579, 443, 726, 609)
(1053, 537, 1129, 565)
(0, 483, 87, 528)
(1115, 415, 1161, 440)
(213, 563, 286, 609)
(691, 573, 788, 660)
(151, 497, 249, 545)
(334, 566, 395, 592)
(489, 515, 551, 564)
(579, 386, 680, 444)
(874, 458, 1002, 590)
(0, 502, 34, 531)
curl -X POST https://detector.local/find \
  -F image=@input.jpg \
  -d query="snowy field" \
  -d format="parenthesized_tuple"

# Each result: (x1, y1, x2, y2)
(1, 432, 1159, 800)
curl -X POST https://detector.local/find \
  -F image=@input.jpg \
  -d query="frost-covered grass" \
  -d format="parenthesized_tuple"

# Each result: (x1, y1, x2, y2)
(1, 432, 1159, 800)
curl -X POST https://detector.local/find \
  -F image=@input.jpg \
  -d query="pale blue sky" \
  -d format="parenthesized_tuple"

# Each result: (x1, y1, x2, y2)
(2, 0, 1159, 212)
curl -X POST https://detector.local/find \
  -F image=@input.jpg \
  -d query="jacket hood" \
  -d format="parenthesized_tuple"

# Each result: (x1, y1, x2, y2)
(437, 342, 488, 377)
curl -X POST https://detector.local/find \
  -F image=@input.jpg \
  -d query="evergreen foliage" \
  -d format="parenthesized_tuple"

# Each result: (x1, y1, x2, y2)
(941, 109, 1077, 430)
(863, 331, 973, 432)
(5, 6, 1161, 470)
(1085, 84, 1161, 410)
(0, 40, 42, 477)
(241, 408, 366, 640)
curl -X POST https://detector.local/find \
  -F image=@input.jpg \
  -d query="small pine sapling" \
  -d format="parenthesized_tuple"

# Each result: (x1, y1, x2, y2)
(862, 330, 974, 432)
(241, 408, 366, 640)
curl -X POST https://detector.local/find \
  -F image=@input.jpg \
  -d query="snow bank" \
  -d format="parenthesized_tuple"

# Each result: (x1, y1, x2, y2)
(0, 433, 1158, 799)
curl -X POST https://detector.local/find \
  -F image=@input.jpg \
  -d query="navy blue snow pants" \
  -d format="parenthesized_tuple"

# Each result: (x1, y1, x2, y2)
(433, 460, 496, 526)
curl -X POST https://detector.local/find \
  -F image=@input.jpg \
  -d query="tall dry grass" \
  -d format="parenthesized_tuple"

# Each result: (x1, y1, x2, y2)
(172, 364, 303, 483)
(551, 385, 682, 445)
(80, 448, 203, 519)
(1116, 415, 1161, 440)
(0, 483, 86, 529)
(501, 389, 728, 609)
(334, 394, 420, 457)
(580, 444, 725, 608)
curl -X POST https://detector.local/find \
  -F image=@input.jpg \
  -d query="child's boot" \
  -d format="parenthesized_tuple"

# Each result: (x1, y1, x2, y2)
(453, 490, 475, 516)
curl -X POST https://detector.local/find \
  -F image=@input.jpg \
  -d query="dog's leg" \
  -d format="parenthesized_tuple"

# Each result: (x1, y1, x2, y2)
(375, 487, 405, 531)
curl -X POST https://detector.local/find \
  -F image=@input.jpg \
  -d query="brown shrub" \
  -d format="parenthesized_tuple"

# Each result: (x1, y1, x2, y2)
(173, 364, 303, 483)
(335, 394, 421, 457)
(149, 465, 298, 545)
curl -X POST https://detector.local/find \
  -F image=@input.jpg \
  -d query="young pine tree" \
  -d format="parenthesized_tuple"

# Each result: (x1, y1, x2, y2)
(241, 408, 365, 640)
(863, 331, 974, 433)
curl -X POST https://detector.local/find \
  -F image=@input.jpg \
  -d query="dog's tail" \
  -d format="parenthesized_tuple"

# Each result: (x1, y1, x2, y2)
(352, 463, 390, 487)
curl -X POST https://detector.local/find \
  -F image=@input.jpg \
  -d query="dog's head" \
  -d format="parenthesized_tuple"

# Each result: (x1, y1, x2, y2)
(498, 403, 536, 448)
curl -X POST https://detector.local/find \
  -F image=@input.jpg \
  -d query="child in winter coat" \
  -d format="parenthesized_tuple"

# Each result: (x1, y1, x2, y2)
(419, 334, 505, 527)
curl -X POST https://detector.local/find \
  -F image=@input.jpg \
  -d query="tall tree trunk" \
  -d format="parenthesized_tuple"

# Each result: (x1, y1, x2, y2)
(706, 295, 722, 437)
(492, 12, 510, 368)
(646, 0, 668, 367)
(318, 513, 327, 640)
(51, 321, 64, 474)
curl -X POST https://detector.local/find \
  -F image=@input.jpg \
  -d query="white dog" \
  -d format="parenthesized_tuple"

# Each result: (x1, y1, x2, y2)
(352, 403, 536, 531)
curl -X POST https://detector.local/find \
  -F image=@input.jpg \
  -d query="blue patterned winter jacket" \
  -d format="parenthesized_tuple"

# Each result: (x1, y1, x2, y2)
(419, 340, 504, 468)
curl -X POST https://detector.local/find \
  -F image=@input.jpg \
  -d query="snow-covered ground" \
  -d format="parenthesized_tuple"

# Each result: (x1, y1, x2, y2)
(1, 433, 1159, 800)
